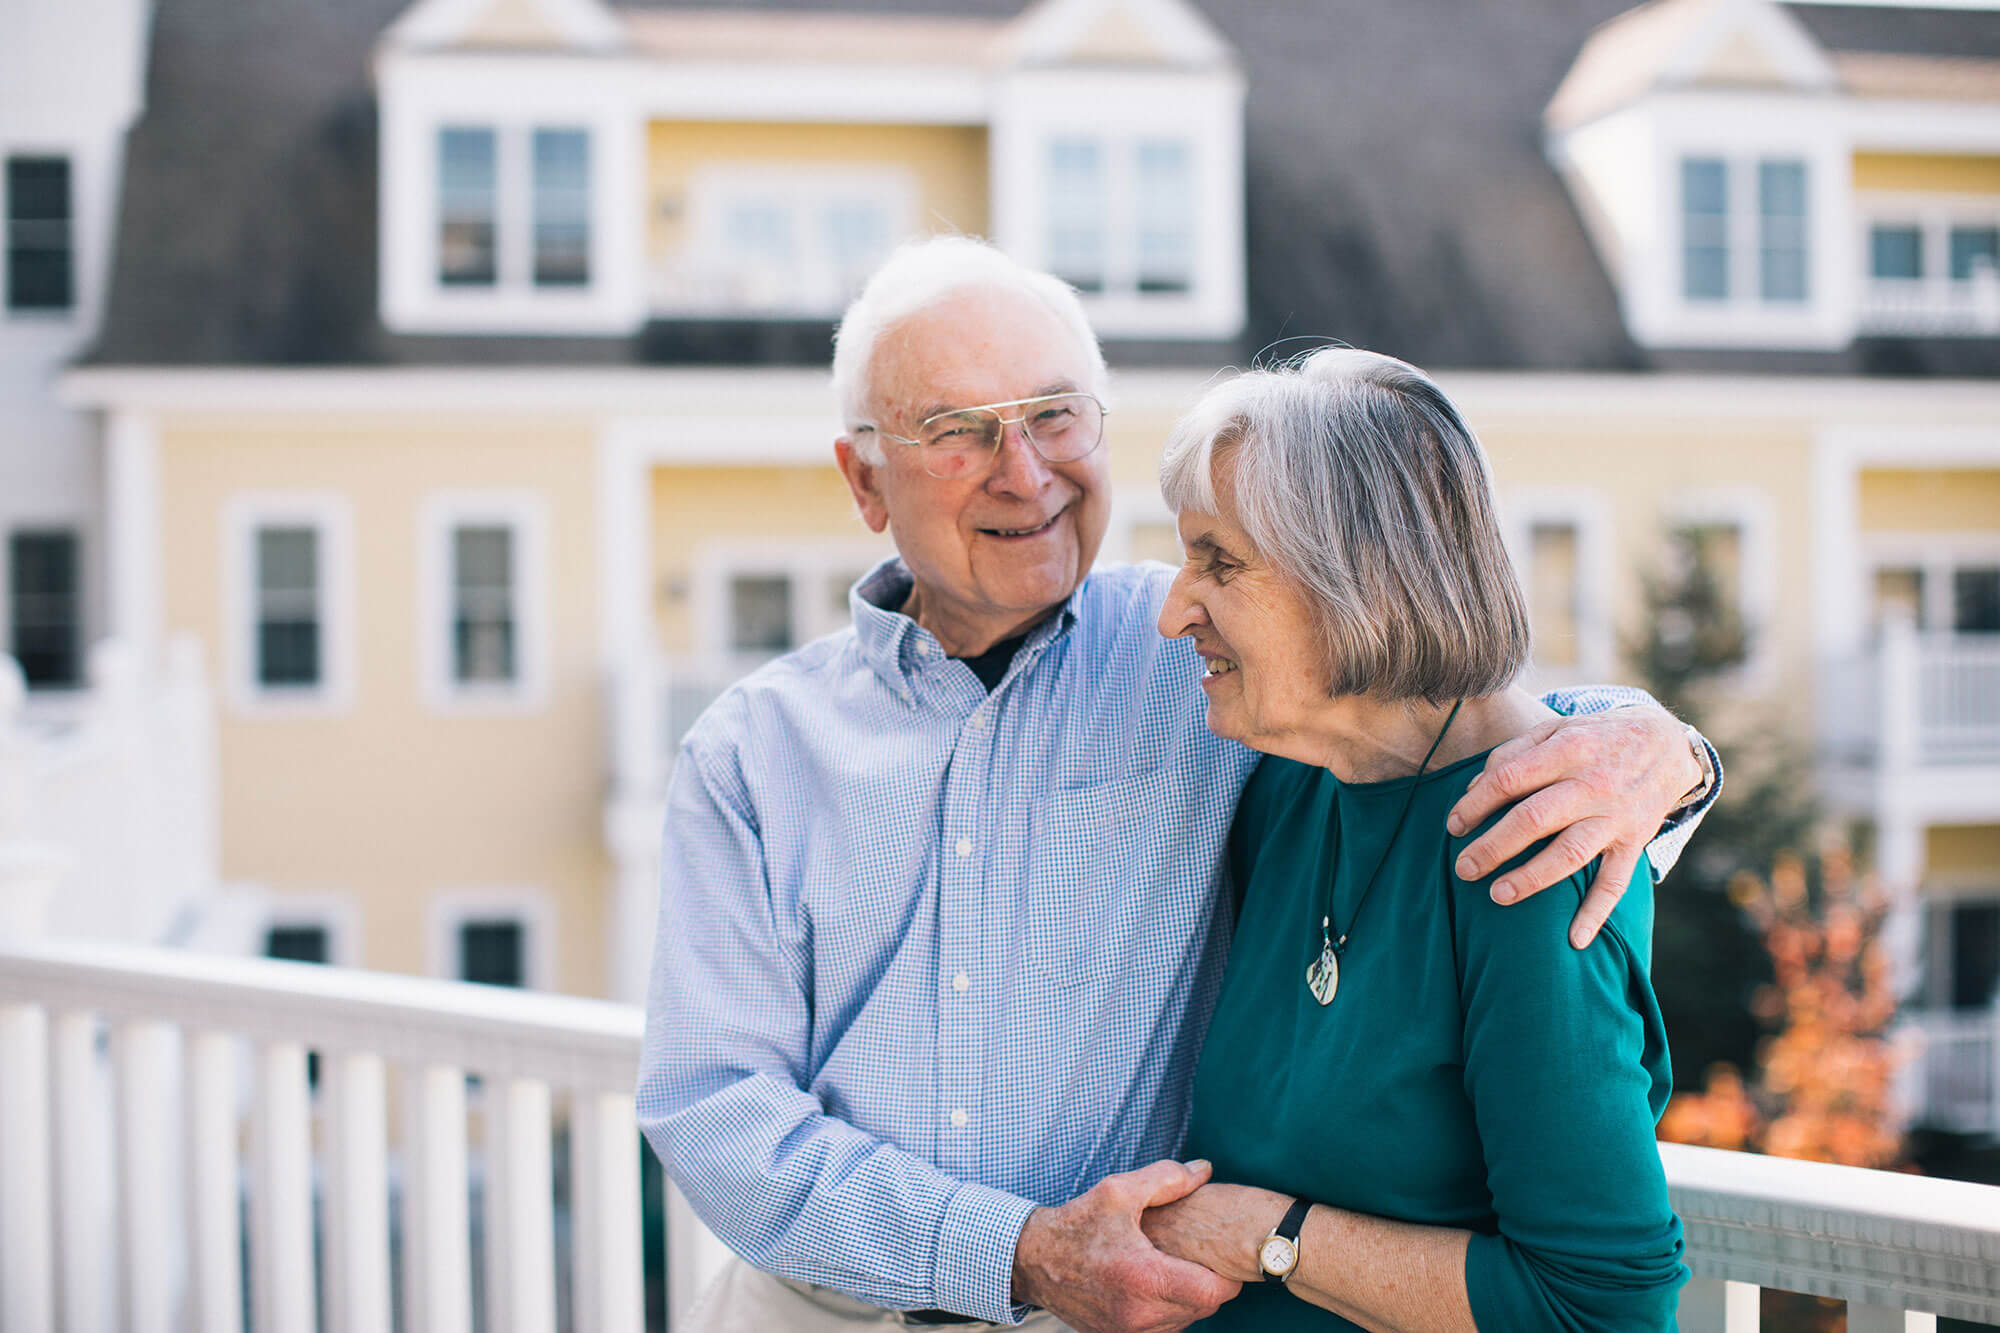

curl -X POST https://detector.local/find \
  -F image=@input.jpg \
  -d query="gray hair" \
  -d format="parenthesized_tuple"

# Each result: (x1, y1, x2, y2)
(1159, 348, 1530, 703)
(830, 235, 1110, 463)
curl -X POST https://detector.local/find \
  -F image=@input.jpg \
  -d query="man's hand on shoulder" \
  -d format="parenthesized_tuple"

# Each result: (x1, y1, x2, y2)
(1446, 704, 1704, 949)
(1012, 1160, 1241, 1333)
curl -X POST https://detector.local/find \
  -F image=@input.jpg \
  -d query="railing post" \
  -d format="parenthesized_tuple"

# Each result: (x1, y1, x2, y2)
(571, 1090, 643, 1333)
(1678, 1277, 1759, 1331)
(484, 1076, 557, 1333)
(52, 1011, 111, 1333)
(0, 1000, 53, 1333)
(251, 1039, 315, 1333)
(115, 1019, 180, 1333)
(185, 1028, 244, 1333)
(325, 1050, 392, 1333)
(405, 1063, 473, 1333)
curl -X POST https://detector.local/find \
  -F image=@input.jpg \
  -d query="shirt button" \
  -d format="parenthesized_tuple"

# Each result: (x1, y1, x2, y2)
(955, 838, 973, 858)
(953, 971, 970, 993)
(949, 1108, 969, 1129)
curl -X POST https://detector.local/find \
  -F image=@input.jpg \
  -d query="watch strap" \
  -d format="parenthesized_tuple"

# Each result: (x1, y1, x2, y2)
(1262, 1197, 1313, 1284)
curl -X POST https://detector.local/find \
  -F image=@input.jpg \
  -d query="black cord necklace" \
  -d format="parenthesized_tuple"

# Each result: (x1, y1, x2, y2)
(1306, 699, 1463, 1006)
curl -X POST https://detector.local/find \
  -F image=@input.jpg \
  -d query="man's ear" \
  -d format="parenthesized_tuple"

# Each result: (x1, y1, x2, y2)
(835, 436, 892, 534)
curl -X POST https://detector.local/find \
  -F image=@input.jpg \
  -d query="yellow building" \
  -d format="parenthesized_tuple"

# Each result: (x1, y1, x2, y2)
(44, 0, 2000, 1135)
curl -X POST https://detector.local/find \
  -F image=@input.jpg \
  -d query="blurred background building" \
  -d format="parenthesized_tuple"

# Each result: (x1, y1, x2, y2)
(3, 0, 2000, 1324)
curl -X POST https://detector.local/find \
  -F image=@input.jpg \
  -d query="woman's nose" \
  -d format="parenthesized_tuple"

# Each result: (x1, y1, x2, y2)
(1157, 566, 1204, 639)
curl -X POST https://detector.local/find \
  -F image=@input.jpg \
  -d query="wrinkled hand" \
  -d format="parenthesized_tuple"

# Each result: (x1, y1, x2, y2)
(1012, 1160, 1242, 1333)
(1141, 1181, 1290, 1287)
(1446, 705, 1701, 949)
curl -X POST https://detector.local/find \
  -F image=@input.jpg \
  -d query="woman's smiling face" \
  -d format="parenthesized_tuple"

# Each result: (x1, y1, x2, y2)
(1156, 486, 1333, 751)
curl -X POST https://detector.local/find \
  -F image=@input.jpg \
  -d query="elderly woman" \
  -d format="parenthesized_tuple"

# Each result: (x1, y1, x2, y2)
(1144, 349, 1687, 1331)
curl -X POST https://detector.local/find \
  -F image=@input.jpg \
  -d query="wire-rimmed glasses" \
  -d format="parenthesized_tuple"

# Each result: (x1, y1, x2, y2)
(859, 392, 1107, 480)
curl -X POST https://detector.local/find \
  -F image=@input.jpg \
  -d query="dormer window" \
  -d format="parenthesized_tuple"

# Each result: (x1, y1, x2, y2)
(433, 124, 591, 292)
(1040, 134, 1199, 303)
(1680, 155, 1810, 307)
(1758, 161, 1808, 303)
(1681, 158, 1729, 302)
(439, 128, 498, 287)
(532, 128, 590, 287)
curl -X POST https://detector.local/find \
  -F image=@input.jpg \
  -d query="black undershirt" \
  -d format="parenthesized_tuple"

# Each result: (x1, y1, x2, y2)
(954, 633, 1029, 691)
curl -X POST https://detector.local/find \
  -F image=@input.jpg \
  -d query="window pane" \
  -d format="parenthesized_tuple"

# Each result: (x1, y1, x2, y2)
(1669, 522, 1748, 666)
(1871, 566, 1925, 631)
(1950, 902, 2000, 1011)
(438, 128, 497, 286)
(730, 575, 793, 654)
(1870, 225, 1923, 281)
(265, 926, 329, 964)
(532, 128, 590, 287)
(256, 526, 320, 687)
(1954, 566, 2000, 632)
(1528, 522, 1580, 668)
(453, 525, 516, 684)
(1758, 160, 1808, 303)
(8, 530, 81, 687)
(1681, 158, 1728, 301)
(1135, 139, 1194, 295)
(1949, 226, 1999, 282)
(460, 919, 525, 987)
(7, 156, 74, 311)
(1046, 139, 1105, 293)
(823, 204, 891, 304)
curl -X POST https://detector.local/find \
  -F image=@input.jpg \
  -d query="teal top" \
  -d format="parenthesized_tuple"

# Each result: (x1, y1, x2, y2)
(1184, 750, 1687, 1332)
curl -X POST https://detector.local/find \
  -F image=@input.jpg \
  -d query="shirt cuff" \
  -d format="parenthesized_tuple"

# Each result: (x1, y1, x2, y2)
(930, 1180, 1042, 1324)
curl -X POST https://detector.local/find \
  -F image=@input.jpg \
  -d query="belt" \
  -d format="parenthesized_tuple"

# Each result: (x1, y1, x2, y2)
(902, 1312, 978, 1326)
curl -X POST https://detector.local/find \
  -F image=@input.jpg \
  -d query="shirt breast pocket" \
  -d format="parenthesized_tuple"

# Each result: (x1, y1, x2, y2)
(1027, 774, 1155, 990)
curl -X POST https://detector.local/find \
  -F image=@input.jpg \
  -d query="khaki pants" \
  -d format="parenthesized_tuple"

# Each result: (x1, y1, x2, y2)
(683, 1256, 1077, 1333)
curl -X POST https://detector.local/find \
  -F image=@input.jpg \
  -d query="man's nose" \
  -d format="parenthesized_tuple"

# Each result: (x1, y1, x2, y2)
(983, 418, 1053, 495)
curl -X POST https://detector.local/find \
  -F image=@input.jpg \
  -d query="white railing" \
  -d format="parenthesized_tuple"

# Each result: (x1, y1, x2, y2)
(4, 942, 2000, 1332)
(1907, 1007, 2000, 1139)
(1858, 271, 2000, 337)
(1821, 627, 2000, 771)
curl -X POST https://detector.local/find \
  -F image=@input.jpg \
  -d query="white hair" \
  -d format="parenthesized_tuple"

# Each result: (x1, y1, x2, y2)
(1159, 347, 1530, 703)
(830, 235, 1110, 463)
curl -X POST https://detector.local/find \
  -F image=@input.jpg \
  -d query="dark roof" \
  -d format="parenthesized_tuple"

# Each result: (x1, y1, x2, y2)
(1780, 2, 2000, 57)
(88, 0, 2000, 375)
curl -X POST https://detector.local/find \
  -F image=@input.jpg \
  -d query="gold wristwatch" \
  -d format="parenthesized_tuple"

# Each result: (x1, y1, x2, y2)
(1258, 1198, 1313, 1284)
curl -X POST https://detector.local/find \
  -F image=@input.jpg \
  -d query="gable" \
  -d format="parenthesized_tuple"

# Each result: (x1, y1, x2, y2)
(1003, 0, 1235, 71)
(382, 0, 621, 52)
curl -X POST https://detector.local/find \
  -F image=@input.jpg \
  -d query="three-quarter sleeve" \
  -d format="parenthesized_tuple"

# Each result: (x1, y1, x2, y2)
(1451, 841, 1688, 1331)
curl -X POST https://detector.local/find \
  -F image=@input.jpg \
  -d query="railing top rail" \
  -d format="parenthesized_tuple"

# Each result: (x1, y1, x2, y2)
(0, 940, 644, 1093)
(1663, 1142, 2000, 1322)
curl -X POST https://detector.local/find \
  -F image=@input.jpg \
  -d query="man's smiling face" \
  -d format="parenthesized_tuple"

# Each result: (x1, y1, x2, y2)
(836, 283, 1111, 655)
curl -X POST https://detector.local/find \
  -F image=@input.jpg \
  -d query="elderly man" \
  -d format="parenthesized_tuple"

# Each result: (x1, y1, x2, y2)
(637, 237, 1715, 1333)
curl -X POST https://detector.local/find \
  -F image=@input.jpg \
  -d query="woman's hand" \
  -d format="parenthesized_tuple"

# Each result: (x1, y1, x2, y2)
(1139, 1177, 1294, 1287)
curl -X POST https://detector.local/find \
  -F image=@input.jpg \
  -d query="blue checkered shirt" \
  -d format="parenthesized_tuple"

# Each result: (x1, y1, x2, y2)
(636, 559, 1711, 1323)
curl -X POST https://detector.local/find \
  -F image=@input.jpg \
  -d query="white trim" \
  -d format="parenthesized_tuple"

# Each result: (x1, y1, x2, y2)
(1657, 0, 1838, 94)
(259, 896, 363, 969)
(1002, 0, 1237, 70)
(689, 537, 894, 659)
(418, 491, 551, 715)
(104, 409, 160, 672)
(1502, 487, 1615, 685)
(383, 0, 624, 52)
(425, 888, 557, 990)
(1663, 487, 1780, 692)
(222, 493, 356, 718)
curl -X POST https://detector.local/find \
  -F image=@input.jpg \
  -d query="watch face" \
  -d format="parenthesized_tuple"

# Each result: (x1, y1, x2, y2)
(1259, 1236, 1298, 1277)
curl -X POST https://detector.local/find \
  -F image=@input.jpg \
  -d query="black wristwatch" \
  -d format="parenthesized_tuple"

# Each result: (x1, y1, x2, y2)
(1257, 1197, 1313, 1284)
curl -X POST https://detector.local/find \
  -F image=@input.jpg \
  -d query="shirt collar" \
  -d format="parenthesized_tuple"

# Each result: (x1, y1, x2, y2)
(850, 556, 1086, 695)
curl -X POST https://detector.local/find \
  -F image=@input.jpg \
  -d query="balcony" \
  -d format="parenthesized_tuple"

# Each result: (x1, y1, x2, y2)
(1821, 627, 2000, 822)
(1905, 1004, 2000, 1141)
(1858, 272, 2000, 338)
(2, 940, 1999, 1332)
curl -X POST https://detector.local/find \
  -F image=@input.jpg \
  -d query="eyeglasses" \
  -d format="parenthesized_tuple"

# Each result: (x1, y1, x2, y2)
(858, 392, 1107, 480)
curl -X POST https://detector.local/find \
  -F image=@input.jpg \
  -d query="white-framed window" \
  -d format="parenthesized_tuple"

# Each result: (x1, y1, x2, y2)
(5, 526, 83, 689)
(661, 165, 915, 317)
(1680, 154, 1809, 306)
(1857, 196, 2000, 336)
(1864, 536, 2000, 635)
(419, 492, 548, 713)
(5, 154, 73, 314)
(260, 896, 361, 968)
(224, 494, 354, 715)
(1041, 133, 1197, 303)
(1503, 489, 1613, 683)
(1922, 890, 2000, 1013)
(1661, 489, 1777, 689)
(433, 122, 593, 292)
(691, 539, 893, 664)
(426, 888, 554, 990)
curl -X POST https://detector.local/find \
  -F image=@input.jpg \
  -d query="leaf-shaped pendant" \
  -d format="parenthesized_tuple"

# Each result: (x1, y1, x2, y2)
(1305, 945, 1339, 1006)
